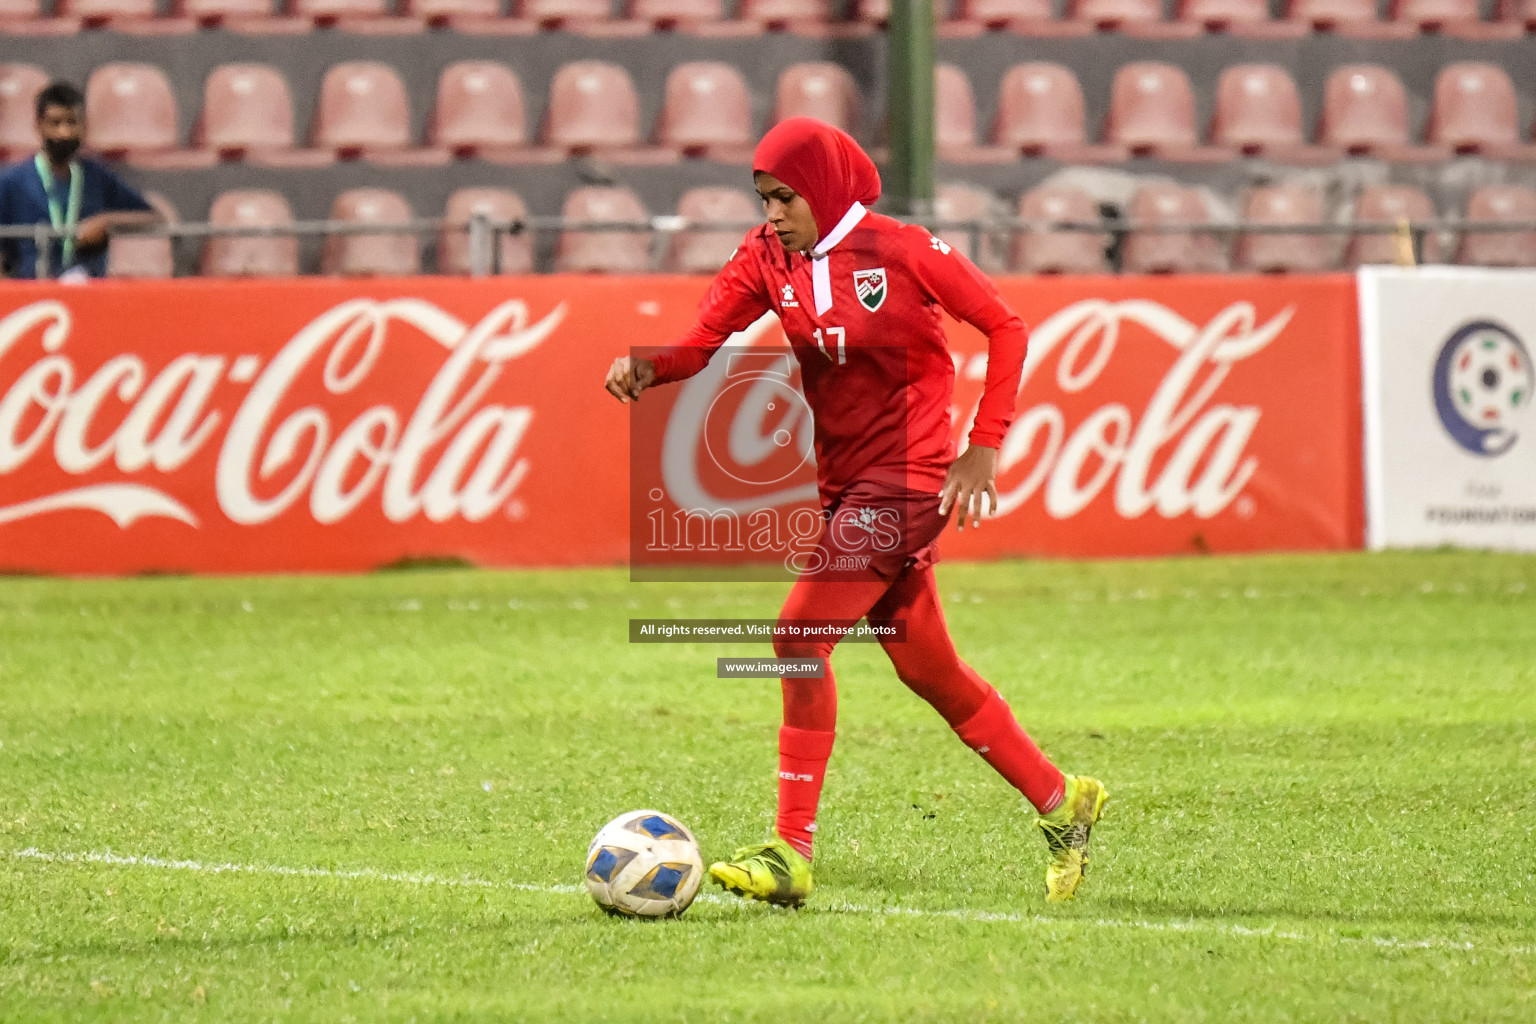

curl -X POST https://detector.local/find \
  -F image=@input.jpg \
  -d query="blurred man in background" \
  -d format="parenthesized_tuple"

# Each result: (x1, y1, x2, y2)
(0, 80, 163, 281)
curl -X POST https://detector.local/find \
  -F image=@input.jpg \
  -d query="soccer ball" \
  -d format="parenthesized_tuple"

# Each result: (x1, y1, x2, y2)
(584, 810, 704, 918)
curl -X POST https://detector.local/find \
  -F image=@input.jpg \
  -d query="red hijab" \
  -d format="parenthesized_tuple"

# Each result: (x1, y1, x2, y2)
(752, 117, 881, 246)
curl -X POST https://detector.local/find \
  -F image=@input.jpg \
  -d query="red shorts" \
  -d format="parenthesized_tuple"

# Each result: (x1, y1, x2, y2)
(806, 481, 952, 582)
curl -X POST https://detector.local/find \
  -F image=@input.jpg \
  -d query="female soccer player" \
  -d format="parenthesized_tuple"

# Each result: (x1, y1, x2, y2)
(604, 118, 1106, 905)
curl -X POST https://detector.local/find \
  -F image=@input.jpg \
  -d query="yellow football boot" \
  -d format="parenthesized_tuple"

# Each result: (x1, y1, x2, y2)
(708, 837, 813, 908)
(1036, 775, 1108, 903)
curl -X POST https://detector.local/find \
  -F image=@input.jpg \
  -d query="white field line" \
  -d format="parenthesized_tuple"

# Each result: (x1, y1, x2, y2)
(9, 847, 1531, 958)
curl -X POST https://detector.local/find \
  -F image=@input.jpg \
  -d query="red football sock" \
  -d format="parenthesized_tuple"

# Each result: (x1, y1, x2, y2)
(775, 725, 836, 860)
(954, 687, 1065, 814)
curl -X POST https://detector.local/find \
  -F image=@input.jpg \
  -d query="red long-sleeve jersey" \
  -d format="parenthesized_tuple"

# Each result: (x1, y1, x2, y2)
(650, 212, 1029, 498)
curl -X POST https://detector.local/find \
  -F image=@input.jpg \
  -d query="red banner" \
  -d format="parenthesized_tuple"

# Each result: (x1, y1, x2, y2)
(0, 275, 1360, 575)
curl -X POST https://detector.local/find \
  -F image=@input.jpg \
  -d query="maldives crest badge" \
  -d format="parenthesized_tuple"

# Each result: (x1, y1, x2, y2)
(853, 268, 887, 312)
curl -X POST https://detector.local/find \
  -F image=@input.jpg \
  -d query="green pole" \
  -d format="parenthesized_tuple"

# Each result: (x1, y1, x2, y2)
(887, 0, 935, 218)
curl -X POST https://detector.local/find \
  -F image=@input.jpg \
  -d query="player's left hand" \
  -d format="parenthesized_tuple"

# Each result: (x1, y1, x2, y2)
(939, 444, 998, 531)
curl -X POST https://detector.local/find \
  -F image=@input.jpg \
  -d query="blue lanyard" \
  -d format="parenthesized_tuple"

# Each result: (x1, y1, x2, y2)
(34, 153, 82, 273)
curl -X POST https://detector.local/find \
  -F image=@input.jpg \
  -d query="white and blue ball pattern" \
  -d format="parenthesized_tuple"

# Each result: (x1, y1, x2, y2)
(1432, 320, 1533, 457)
(584, 810, 703, 918)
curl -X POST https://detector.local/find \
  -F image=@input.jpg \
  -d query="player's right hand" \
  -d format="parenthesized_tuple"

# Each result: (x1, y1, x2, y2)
(604, 356, 656, 404)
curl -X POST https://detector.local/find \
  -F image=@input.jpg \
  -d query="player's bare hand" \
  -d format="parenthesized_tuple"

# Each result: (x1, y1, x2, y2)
(939, 445, 999, 531)
(604, 356, 656, 404)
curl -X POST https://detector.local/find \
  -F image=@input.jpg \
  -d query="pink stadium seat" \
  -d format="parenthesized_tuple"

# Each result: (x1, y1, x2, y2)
(520, 0, 611, 27)
(1178, 0, 1270, 29)
(738, 0, 831, 28)
(322, 188, 419, 277)
(440, 188, 533, 275)
(406, 0, 500, 22)
(313, 62, 412, 157)
(196, 64, 294, 159)
(1318, 65, 1411, 157)
(1234, 185, 1332, 273)
(0, 0, 41, 19)
(1070, 0, 1163, 29)
(85, 63, 184, 159)
(774, 63, 860, 136)
(0, 65, 47, 162)
(430, 61, 527, 157)
(556, 186, 651, 274)
(292, 0, 387, 23)
(202, 189, 299, 277)
(59, 0, 156, 25)
(956, 0, 1056, 28)
(545, 61, 641, 154)
(1456, 185, 1536, 267)
(1210, 64, 1304, 155)
(1346, 185, 1440, 266)
(993, 63, 1086, 156)
(665, 187, 759, 274)
(1011, 186, 1108, 274)
(107, 192, 176, 280)
(1391, 0, 1480, 29)
(934, 184, 1003, 272)
(1122, 184, 1222, 274)
(628, 0, 724, 27)
(657, 62, 752, 158)
(935, 64, 978, 158)
(1286, 0, 1379, 28)
(1508, 0, 1536, 30)
(178, 0, 276, 24)
(1428, 63, 1520, 155)
(1106, 63, 1199, 157)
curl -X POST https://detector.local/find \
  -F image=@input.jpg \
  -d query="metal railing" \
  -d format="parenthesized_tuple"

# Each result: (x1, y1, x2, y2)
(6, 213, 1536, 277)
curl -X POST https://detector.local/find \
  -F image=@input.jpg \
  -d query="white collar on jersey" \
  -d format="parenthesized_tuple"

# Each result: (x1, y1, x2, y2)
(807, 202, 867, 316)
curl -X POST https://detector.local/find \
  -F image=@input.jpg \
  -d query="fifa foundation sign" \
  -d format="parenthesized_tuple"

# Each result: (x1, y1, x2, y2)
(1359, 267, 1536, 551)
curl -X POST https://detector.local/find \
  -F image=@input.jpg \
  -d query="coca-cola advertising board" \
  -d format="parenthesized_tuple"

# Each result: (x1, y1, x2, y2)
(1359, 266, 1536, 551)
(0, 275, 1360, 575)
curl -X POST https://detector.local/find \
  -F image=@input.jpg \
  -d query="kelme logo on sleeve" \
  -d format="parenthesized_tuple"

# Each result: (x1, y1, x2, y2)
(853, 268, 887, 312)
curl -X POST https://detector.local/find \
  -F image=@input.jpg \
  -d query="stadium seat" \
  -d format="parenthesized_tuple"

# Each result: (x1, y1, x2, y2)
(1105, 63, 1201, 158)
(440, 188, 534, 275)
(202, 189, 299, 277)
(1178, 0, 1270, 30)
(177, 0, 279, 25)
(544, 61, 642, 154)
(1285, 0, 1381, 29)
(292, 0, 388, 24)
(1011, 186, 1108, 274)
(738, 0, 832, 30)
(1428, 63, 1523, 156)
(321, 188, 419, 277)
(196, 64, 294, 159)
(933, 183, 1003, 272)
(0, 64, 47, 162)
(1346, 185, 1441, 266)
(405, 0, 500, 24)
(1122, 184, 1223, 274)
(665, 187, 758, 274)
(520, 0, 612, 28)
(555, 186, 651, 274)
(656, 62, 753, 159)
(628, 0, 724, 28)
(58, 0, 157, 26)
(1456, 185, 1536, 267)
(934, 63, 980, 160)
(0, 0, 42, 20)
(773, 63, 860, 137)
(992, 63, 1088, 157)
(1391, 0, 1481, 30)
(1318, 65, 1413, 157)
(430, 61, 527, 157)
(1210, 64, 1306, 156)
(313, 62, 412, 158)
(1070, 0, 1165, 30)
(1233, 185, 1332, 273)
(107, 192, 176, 279)
(85, 64, 213, 167)
(954, 0, 1058, 30)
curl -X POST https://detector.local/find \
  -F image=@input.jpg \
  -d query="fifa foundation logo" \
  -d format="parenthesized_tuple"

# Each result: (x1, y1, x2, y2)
(1431, 320, 1533, 457)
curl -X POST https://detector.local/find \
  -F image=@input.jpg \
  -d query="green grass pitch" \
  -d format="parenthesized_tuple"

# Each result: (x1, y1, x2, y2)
(1, 551, 1533, 1022)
